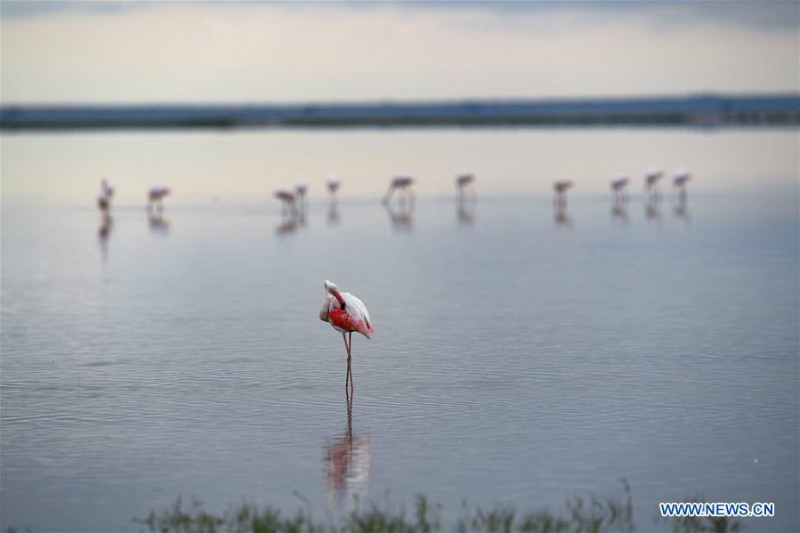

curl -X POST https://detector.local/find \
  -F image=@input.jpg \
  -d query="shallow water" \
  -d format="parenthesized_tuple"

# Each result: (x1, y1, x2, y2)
(1, 129, 798, 532)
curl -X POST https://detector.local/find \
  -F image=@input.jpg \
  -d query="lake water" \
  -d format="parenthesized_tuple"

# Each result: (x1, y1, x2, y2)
(1, 128, 798, 532)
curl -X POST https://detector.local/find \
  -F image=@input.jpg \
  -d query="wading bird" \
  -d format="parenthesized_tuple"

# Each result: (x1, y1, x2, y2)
(553, 180, 572, 206)
(644, 168, 663, 199)
(327, 174, 342, 197)
(319, 280, 374, 397)
(673, 169, 691, 200)
(456, 172, 475, 196)
(610, 174, 629, 202)
(382, 174, 415, 207)
(274, 188, 297, 216)
(97, 178, 114, 210)
(295, 181, 309, 205)
(148, 185, 171, 212)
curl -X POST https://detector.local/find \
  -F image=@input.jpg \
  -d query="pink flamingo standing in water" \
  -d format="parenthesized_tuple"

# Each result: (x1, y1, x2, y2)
(319, 280, 375, 396)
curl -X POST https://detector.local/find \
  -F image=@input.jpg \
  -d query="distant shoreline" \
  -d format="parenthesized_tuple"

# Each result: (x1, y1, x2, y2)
(1, 94, 798, 131)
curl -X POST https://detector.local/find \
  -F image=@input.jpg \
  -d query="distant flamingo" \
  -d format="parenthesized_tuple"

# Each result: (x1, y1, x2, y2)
(98, 177, 114, 210)
(383, 174, 415, 207)
(319, 280, 374, 397)
(673, 169, 691, 200)
(295, 181, 309, 206)
(644, 168, 663, 199)
(456, 172, 475, 196)
(274, 188, 297, 216)
(456, 172, 476, 225)
(148, 185, 171, 212)
(327, 174, 342, 197)
(610, 174, 629, 202)
(553, 180, 572, 207)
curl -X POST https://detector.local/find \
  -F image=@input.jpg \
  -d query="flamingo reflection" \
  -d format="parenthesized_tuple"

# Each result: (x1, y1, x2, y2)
(457, 196, 476, 225)
(324, 397, 373, 507)
(611, 203, 629, 224)
(98, 212, 113, 262)
(645, 197, 662, 225)
(384, 202, 414, 231)
(148, 212, 171, 235)
(328, 201, 340, 225)
(673, 195, 691, 225)
(554, 203, 573, 229)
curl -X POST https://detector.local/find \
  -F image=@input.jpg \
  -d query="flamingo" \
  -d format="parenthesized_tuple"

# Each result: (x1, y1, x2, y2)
(97, 177, 114, 210)
(456, 172, 475, 193)
(553, 180, 572, 206)
(673, 169, 691, 200)
(382, 174, 415, 207)
(274, 188, 297, 216)
(327, 174, 342, 196)
(148, 185, 171, 212)
(319, 280, 374, 397)
(645, 168, 663, 199)
(610, 174, 629, 203)
(295, 181, 309, 205)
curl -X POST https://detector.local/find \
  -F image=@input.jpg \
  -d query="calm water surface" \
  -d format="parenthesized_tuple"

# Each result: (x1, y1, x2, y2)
(1, 129, 798, 532)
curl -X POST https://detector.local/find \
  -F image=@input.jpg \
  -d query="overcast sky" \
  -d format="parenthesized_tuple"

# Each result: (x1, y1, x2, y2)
(1, 1, 798, 104)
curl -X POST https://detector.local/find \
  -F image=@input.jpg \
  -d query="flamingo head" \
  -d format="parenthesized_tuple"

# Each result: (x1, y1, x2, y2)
(324, 280, 347, 309)
(324, 280, 339, 294)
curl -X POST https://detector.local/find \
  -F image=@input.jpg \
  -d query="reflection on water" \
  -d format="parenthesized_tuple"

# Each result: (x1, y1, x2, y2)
(554, 203, 573, 229)
(328, 200, 340, 226)
(324, 397, 373, 508)
(645, 197, 662, 224)
(611, 203, 629, 225)
(456, 195, 476, 225)
(148, 212, 170, 235)
(276, 202, 307, 235)
(384, 202, 414, 231)
(673, 196, 691, 225)
(98, 212, 113, 262)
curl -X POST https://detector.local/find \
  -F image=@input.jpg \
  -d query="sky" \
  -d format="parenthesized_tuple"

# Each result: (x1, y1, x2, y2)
(1, 1, 798, 104)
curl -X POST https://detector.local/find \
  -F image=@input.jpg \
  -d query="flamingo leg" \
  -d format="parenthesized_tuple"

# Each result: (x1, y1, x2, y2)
(348, 331, 354, 396)
(343, 333, 351, 395)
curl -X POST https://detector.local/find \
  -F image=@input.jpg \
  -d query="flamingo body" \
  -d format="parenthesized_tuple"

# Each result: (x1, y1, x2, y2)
(611, 174, 629, 191)
(456, 173, 475, 187)
(673, 169, 691, 187)
(320, 289, 374, 339)
(391, 174, 414, 189)
(645, 168, 663, 188)
(327, 174, 342, 194)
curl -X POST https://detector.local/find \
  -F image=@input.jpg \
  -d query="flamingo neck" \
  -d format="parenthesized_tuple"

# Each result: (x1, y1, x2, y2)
(333, 291, 346, 309)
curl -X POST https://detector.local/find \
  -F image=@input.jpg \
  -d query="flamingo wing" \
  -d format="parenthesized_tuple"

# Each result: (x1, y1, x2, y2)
(328, 292, 374, 339)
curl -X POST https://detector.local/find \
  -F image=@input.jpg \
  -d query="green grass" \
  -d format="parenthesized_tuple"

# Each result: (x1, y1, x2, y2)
(125, 481, 742, 533)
